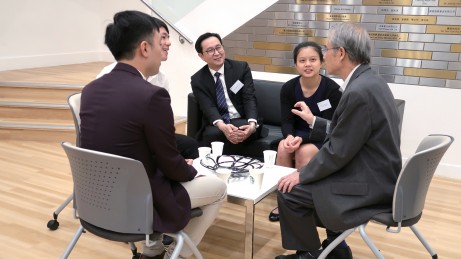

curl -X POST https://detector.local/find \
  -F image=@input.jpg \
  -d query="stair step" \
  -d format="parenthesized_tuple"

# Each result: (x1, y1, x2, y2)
(0, 81, 82, 104)
(0, 62, 107, 142)
(0, 117, 73, 126)
(0, 121, 76, 142)
(0, 121, 73, 130)
(0, 101, 73, 122)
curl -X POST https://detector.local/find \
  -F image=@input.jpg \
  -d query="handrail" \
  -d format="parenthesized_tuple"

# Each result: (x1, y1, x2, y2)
(140, 0, 193, 44)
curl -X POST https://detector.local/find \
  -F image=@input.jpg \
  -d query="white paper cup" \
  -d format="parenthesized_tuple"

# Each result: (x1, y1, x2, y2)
(249, 168, 265, 190)
(215, 168, 232, 183)
(263, 150, 277, 168)
(211, 141, 224, 156)
(198, 147, 212, 159)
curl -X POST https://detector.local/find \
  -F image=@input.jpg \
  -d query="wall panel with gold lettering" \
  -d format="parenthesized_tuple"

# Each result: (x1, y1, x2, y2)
(223, 0, 461, 88)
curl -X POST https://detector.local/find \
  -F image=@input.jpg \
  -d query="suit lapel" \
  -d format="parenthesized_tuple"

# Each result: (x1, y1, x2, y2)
(223, 60, 235, 97)
(201, 66, 216, 97)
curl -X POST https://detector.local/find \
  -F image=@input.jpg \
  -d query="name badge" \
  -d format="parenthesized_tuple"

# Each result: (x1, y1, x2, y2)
(230, 80, 244, 94)
(317, 99, 332, 112)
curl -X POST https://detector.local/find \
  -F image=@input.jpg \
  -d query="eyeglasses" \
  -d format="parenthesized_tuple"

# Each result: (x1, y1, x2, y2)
(204, 45, 224, 55)
(321, 46, 341, 55)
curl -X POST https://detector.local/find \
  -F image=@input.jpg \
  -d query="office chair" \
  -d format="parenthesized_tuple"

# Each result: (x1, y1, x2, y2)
(47, 93, 81, 230)
(319, 134, 454, 259)
(60, 141, 204, 259)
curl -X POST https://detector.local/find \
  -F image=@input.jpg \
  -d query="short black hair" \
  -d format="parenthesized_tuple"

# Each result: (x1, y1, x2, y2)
(153, 17, 169, 34)
(195, 32, 222, 53)
(293, 42, 323, 64)
(104, 10, 159, 61)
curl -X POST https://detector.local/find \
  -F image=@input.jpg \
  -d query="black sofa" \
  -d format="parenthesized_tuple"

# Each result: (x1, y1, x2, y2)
(187, 79, 284, 160)
(187, 79, 405, 160)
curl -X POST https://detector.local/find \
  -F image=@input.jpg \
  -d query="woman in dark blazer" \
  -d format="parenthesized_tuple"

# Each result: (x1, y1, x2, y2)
(269, 42, 342, 222)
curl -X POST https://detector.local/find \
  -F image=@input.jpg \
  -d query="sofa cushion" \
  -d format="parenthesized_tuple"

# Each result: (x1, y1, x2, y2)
(251, 125, 283, 158)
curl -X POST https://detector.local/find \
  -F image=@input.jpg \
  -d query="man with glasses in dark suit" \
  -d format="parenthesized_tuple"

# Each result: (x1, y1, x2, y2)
(191, 32, 262, 155)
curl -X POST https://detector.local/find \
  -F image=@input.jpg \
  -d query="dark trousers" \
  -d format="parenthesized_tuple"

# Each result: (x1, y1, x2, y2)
(202, 118, 260, 155)
(278, 184, 324, 251)
(175, 133, 199, 159)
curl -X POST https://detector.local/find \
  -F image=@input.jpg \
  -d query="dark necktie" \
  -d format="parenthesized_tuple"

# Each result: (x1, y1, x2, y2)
(214, 72, 230, 123)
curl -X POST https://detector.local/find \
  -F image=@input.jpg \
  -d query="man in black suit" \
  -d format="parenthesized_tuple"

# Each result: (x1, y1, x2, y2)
(80, 11, 226, 259)
(275, 23, 402, 259)
(191, 32, 261, 155)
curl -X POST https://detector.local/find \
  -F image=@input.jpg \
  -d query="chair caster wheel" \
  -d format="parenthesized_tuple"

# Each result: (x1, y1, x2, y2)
(47, 219, 59, 230)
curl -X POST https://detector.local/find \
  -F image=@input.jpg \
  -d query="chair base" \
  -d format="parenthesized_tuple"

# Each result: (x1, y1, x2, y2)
(47, 193, 73, 230)
(61, 225, 204, 259)
(318, 223, 437, 259)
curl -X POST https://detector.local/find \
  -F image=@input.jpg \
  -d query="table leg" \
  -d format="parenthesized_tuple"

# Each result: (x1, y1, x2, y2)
(244, 199, 255, 259)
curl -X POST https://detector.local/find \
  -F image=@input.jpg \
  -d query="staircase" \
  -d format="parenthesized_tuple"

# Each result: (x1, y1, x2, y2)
(0, 62, 187, 143)
(0, 81, 82, 143)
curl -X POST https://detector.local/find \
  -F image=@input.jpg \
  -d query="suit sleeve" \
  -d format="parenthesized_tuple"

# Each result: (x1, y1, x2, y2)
(240, 62, 258, 121)
(144, 88, 197, 181)
(191, 74, 222, 124)
(309, 82, 342, 142)
(299, 89, 371, 184)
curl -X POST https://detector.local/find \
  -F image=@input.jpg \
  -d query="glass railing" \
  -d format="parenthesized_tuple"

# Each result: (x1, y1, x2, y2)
(140, 0, 200, 44)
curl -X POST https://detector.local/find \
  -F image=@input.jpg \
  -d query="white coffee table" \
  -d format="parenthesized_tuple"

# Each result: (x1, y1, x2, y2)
(193, 158, 296, 258)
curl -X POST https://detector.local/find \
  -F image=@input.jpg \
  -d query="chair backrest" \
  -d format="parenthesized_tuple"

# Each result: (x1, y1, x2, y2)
(61, 142, 154, 235)
(67, 93, 82, 146)
(393, 134, 454, 223)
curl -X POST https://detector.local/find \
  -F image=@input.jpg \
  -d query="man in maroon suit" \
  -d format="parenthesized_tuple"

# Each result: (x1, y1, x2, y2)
(80, 11, 226, 259)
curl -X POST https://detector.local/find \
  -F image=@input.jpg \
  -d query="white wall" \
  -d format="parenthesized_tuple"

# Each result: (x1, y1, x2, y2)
(0, 0, 277, 117)
(175, 1, 279, 43)
(1, 0, 459, 179)
(390, 83, 461, 179)
(0, 0, 148, 71)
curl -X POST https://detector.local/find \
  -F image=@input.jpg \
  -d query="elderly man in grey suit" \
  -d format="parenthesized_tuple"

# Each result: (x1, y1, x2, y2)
(275, 22, 402, 259)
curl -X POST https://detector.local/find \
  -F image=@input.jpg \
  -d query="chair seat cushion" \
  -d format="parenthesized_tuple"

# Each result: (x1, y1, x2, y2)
(81, 208, 202, 242)
(80, 219, 158, 242)
(371, 212, 422, 227)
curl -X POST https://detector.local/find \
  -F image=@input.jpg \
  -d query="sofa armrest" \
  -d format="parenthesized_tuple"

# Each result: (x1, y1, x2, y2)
(187, 93, 202, 138)
(394, 99, 405, 136)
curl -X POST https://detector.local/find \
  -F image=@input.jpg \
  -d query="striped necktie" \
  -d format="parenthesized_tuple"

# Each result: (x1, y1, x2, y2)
(214, 72, 230, 123)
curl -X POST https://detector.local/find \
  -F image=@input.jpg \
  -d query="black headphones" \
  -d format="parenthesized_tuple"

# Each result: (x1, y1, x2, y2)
(199, 154, 263, 179)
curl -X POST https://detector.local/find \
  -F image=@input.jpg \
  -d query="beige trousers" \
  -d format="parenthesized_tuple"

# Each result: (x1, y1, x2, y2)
(143, 175, 227, 257)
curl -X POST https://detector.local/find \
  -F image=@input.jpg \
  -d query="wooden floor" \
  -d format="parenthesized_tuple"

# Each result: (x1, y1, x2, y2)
(1, 139, 461, 258)
(1, 63, 461, 258)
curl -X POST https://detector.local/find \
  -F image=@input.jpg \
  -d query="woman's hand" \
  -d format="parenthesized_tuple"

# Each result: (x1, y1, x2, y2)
(282, 135, 302, 153)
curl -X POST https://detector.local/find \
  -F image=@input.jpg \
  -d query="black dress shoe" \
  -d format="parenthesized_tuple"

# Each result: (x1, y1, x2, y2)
(139, 251, 166, 259)
(275, 250, 322, 259)
(321, 239, 353, 259)
(162, 234, 174, 246)
(269, 207, 280, 222)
